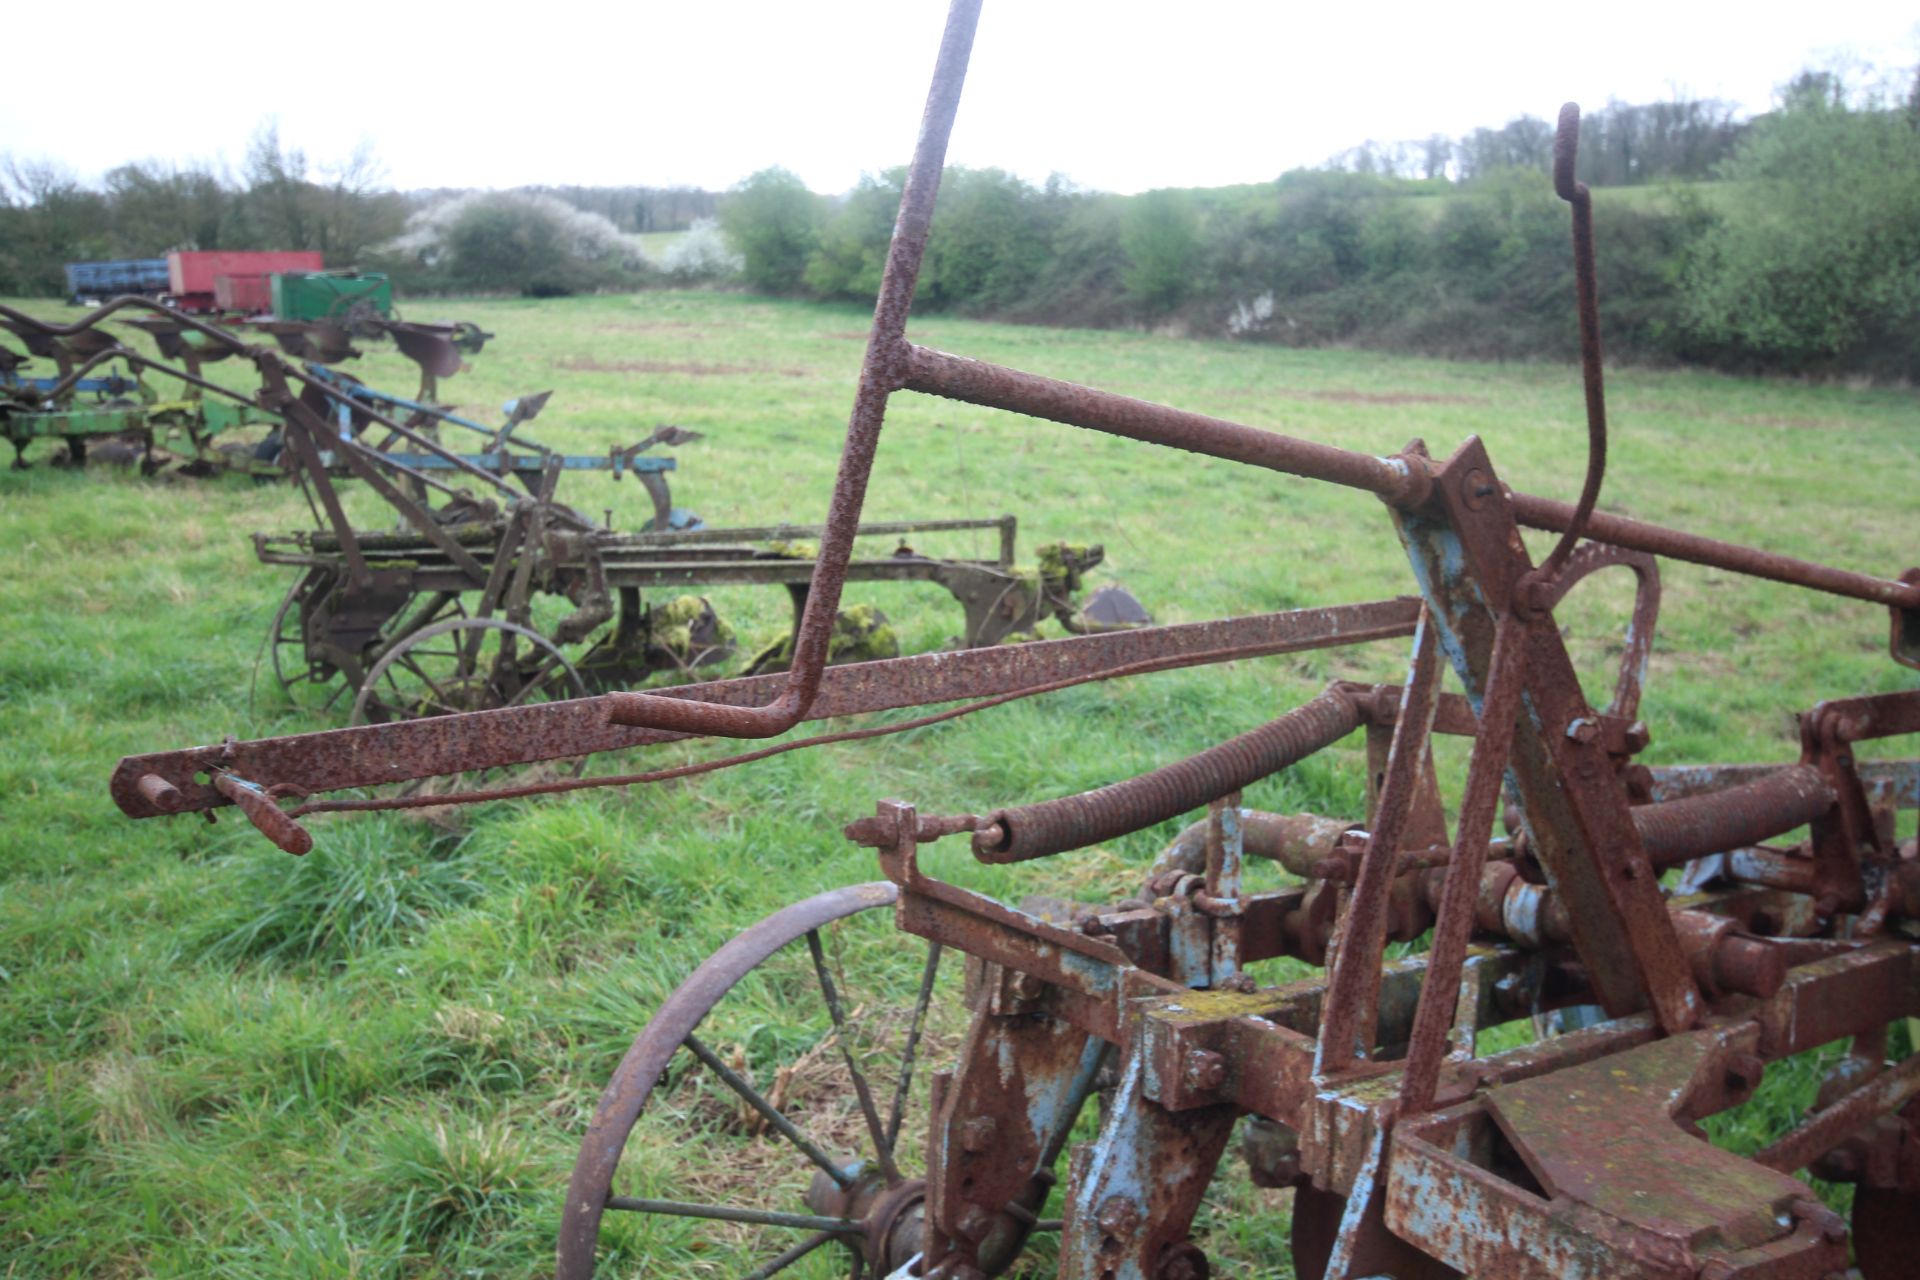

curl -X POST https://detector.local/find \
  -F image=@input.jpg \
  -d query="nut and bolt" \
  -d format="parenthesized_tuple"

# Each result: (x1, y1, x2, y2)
(1157, 1241, 1211, 1280)
(1096, 1195, 1141, 1240)
(959, 1116, 998, 1152)
(1183, 1049, 1228, 1093)
(1723, 1052, 1765, 1094)
(1790, 1196, 1848, 1244)
(954, 1203, 995, 1243)
(1008, 970, 1047, 1002)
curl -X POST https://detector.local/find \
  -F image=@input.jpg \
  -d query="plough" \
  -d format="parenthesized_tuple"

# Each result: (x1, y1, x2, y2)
(106, 3, 1920, 1276)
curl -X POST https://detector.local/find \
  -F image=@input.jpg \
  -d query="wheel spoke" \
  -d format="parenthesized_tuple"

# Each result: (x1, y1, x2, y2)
(603, 1195, 861, 1235)
(685, 1033, 854, 1189)
(741, 1230, 838, 1280)
(807, 929, 901, 1185)
(886, 942, 942, 1149)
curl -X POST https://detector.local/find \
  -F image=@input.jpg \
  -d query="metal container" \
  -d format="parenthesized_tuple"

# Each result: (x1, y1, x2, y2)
(167, 251, 324, 305)
(214, 274, 273, 314)
(270, 272, 393, 323)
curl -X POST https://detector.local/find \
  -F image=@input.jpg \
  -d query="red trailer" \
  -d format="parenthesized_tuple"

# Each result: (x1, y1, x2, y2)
(167, 251, 322, 312)
(213, 274, 274, 314)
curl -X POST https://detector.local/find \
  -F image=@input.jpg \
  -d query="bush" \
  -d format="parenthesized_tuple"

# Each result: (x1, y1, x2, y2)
(1121, 188, 1201, 314)
(380, 192, 648, 296)
(1683, 92, 1920, 376)
(657, 217, 742, 283)
(718, 167, 822, 293)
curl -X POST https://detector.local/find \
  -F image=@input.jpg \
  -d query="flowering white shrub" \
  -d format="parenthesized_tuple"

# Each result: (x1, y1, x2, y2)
(657, 218, 742, 283)
(383, 192, 648, 293)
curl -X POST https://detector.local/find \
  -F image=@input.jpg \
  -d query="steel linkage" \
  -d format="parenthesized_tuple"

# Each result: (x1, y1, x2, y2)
(106, 3, 1920, 1278)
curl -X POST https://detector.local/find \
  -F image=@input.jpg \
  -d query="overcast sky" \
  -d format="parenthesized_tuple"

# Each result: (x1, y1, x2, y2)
(6, 2, 1916, 196)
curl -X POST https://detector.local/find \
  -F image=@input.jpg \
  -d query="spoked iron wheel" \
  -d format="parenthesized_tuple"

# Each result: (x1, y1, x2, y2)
(559, 883, 997, 1280)
(351, 616, 587, 799)
(257, 572, 468, 716)
(352, 616, 584, 724)
(257, 569, 348, 714)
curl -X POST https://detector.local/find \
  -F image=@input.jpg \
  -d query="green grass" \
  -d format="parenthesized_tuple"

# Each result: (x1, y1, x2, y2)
(1, 290, 1915, 1277)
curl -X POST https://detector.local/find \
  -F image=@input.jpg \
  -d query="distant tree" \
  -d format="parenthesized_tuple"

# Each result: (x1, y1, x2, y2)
(919, 167, 1055, 311)
(236, 121, 312, 249)
(1120, 188, 1200, 314)
(0, 157, 110, 293)
(718, 167, 822, 293)
(102, 162, 232, 254)
(804, 169, 904, 299)
(1683, 87, 1920, 373)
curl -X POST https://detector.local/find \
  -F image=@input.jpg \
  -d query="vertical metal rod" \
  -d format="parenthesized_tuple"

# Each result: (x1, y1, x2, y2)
(808, 929, 904, 1186)
(886, 942, 944, 1149)
(1399, 614, 1528, 1113)
(1533, 102, 1607, 585)
(1315, 612, 1443, 1074)
(605, 0, 985, 738)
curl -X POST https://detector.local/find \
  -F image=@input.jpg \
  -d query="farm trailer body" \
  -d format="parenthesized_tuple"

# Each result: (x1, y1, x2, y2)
(62, 258, 169, 303)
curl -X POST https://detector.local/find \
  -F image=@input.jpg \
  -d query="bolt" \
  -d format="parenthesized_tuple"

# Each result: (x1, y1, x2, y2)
(1183, 1049, 1228, 1093)
(1459, 467, 1492, 510)
(959, 1116, 997, 1153)
(954, 1203, 995, 1243)
(1096, 1195, 1141, 1241)
(1623, 720, 1651, 752)
(1790, 1196, 1848, 1244)
(1008, 970, 1046, 1002)
(1157, 1241, 1211, 1280)
(1566, 717, 1601, 744)
(1724, 1052, 1764, 1095)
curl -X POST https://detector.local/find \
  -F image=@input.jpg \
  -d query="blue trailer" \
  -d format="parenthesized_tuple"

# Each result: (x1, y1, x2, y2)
(63, 259, 171, 304)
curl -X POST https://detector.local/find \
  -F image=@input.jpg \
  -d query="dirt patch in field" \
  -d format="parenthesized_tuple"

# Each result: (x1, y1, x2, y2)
(1211, 386, 1488, 410)
(1720, 413, 1851, 432)
(594, 321, 701, 334)
(560, 357, 808, 378)
(1284, 388, 1486, 406)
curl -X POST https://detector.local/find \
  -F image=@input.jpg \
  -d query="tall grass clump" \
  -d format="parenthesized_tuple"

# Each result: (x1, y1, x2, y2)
(192, 820, 483, 968)
(366, 1109, 542, 1253)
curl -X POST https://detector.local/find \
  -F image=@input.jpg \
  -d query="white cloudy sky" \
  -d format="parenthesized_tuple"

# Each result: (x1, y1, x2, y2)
(6, 2, 1916, 194)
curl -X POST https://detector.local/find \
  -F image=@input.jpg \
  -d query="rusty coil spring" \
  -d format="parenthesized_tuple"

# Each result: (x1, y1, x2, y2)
(972, 687, 1361, 863)
(1633, 764, 1835, 869)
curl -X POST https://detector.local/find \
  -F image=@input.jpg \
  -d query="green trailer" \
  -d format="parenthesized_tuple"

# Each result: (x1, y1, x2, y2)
(270, 272, 393, 324)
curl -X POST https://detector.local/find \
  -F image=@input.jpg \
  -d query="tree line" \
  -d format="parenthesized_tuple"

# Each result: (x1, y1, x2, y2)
(719, 71, 1920, 379)
(0, 124, 724, 298)
(5, 75, 1915, 379)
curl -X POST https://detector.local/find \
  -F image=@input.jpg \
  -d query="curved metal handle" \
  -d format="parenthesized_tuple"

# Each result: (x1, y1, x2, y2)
(1530, 103, 1609, 593)
(212, 771, 314, 856)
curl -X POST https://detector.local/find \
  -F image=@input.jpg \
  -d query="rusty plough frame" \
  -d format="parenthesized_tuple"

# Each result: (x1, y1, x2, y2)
(107, 3, 1920, 1276)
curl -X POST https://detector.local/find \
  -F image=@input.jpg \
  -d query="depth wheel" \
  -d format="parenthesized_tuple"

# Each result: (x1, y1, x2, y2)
(258, 569, 347, 714)
(351, 616, 587, 800)
(557, 883, 977, 1280)
(353, 616, 583, 723)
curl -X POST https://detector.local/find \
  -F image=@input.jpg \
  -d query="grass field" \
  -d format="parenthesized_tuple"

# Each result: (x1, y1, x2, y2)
(2, 289, 1916, 1278)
